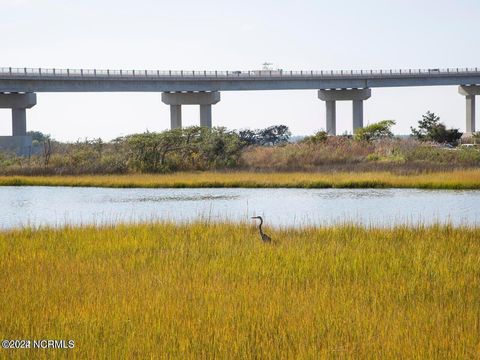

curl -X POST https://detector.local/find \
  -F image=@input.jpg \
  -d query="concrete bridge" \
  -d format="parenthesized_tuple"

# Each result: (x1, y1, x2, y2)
(0, 66, 479, 153)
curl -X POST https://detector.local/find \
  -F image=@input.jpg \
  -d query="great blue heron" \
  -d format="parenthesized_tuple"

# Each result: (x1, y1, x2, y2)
(251, 216, 272, 243)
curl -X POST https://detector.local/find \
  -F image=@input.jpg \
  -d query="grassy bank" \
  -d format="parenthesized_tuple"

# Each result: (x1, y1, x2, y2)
(1, 222, 479, 358)
(2, 169, 480, 189)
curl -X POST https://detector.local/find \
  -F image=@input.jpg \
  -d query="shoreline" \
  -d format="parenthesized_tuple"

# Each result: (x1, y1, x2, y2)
(1, 170, 480, 189)
(1, 220, 479, 233)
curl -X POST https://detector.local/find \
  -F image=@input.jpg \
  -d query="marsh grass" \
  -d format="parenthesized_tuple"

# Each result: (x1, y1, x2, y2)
(2, 170, 480, 189)
(0, 222, 479, 359)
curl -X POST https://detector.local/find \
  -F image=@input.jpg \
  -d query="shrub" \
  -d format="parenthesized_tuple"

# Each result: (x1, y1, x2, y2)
(411, 111, 462, 145)
(238, 125, 291, 146)
(354, 120, 395, 142)
(300, 131, 328, 144)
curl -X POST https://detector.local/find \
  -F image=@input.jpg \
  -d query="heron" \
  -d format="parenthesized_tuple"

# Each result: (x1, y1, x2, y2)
(251, 216, 272, 243)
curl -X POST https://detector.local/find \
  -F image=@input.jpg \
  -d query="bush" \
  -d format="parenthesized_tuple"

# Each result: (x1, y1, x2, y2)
(354, 120, 395, 142)
(2, 124, 480, 175)
(239, 125, 291, 146)
(300, 131, 328, 144)
(126, 127, 245, 173)
(411, 111, 462, 145)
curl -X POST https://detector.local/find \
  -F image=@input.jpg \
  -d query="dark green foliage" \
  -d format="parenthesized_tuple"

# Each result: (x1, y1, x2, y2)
(194, 127, 245, 168)
(410, 111, 440, 140)
(258, 125, 291, 145)
(428, 125, 462, 145)
(239, 125, 291, 146)
(411, 111, 462, 145)
(126, 127, 245, 172)
(27, 130, 51, 146)
(238, 129, 258, 146)
(127, 130, 183, 172)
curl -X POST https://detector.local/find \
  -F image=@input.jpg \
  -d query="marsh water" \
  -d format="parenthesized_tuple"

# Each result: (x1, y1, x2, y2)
(1, 186, 480, 229)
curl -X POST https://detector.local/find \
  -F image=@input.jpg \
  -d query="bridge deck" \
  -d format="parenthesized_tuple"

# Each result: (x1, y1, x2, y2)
(0, 67, 479, 92)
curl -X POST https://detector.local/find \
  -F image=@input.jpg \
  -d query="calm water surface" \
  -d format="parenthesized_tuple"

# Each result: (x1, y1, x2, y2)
(1, 186, 479, 229)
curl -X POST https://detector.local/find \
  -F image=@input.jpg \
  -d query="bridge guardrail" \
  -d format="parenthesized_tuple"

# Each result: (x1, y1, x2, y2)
(0, 67, 479, 79)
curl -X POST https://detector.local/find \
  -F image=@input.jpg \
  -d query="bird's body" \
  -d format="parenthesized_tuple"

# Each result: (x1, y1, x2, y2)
(251, 216, 272, 243)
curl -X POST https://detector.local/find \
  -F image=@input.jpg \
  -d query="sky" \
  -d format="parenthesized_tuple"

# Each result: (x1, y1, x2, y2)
(0, 0, 479, 141)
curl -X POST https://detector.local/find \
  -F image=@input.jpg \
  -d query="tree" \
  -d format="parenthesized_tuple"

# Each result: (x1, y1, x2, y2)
(411, 111, 462, 144)
(127, 130, 184, 172)
(126, 127, 246, 172)
(238, 125, 291, 146)
(428, 124, 462, 144)
(258, 125, 291, 146)
(27, 130, 50, 143)
(238, 129, 258, 146)
(354, 120, 396, 142)
(195, 127, 244, 168)
(410, 111, 441, 140)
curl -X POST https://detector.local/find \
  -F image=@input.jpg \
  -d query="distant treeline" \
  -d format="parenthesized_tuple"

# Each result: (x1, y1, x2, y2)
(1, 125, 291, 175)
(0, 114, 479, 175)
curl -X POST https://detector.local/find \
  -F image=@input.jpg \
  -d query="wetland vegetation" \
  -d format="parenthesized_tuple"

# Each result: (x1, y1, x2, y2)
(1, 222, 479, 358)
(1, 117, 479, 358)
(0, 115, 478, 178)
(2, 169, 480, 189)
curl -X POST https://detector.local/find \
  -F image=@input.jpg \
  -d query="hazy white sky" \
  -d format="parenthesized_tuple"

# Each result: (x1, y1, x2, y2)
(0, 0, 478, 140)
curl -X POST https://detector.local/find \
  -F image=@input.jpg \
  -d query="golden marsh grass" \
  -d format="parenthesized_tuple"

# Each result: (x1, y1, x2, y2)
(2, 169, 480, 189)
(1, 222, 479, 358)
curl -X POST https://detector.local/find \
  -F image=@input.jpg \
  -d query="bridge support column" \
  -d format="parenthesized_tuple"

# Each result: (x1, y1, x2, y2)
(466, 95, 476, 133)
(352, 100, 364, 131)
(325, 101, 336, 135)
(318, 89, 371, 135)
(12, 109, 27, 135)
(0, 93, 36, 155)
(170, 105, 182, 129)
(162, 91, 220, 129)
(459, 86, 479, 134)
(200, 105, 212, 128)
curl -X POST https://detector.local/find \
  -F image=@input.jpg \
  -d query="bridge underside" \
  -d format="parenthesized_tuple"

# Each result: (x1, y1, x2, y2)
(1, 75, 480, 93)
(0, 81, 479, 155)
(459, 85, 480, 134)
(161, 91, 220, 129)
(318, 89, 372, 135)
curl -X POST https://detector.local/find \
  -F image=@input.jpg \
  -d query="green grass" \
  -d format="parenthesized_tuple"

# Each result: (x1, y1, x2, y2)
(0, 222, 479, 358)
(2, 169, 480, 189)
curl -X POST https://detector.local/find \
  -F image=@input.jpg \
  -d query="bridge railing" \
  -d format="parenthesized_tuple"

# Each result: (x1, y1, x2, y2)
(0, 67, 479, 79)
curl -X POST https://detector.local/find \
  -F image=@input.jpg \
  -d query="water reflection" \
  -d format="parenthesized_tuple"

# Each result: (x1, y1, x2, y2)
(311, 189, 392, 199)
(0, 186, 479, 229)
(106, 194, 240, 203)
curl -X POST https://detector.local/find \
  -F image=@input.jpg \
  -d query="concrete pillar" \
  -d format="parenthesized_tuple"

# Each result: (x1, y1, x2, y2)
(352, 100, 364, 131)
(12, 108, 27, 135)
(325, 101, 336, 135)
(170, 105, 182, 129)
(0, 93, 36, 155)
(318, 89, 371, 135)
(459, 86, 480, 134)
(0, 93, 36, 136)
(200, 104, 212, 128)
(162, 91, 220, 129)
(466, 95, 475, 133)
